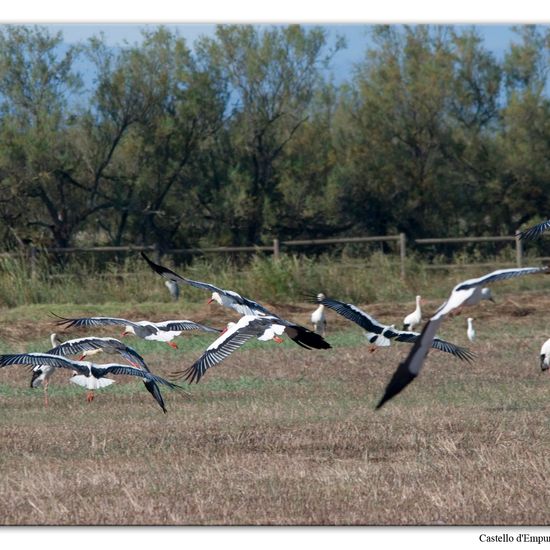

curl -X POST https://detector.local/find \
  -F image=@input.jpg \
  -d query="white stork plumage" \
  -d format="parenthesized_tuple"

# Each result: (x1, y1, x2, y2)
(467, 318, 476, 343)
(376, 266, 549, 409)
(43, 335, 171, 409)
(310, 294, 474, 360)
(29, 333, 62, 406)
(2, 353, 185, 412)
(311, 293, 327, 336)
(141, 252, 331, 351)
(403, 295, 422, 331)
(173, 314, 301, 384)
(540, 338, 550, 372)
(461, 287, 495, 308)
(52, 313, 220, 349)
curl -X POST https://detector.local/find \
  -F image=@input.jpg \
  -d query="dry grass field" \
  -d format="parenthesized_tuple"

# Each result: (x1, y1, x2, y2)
(1, 290, 550, 525)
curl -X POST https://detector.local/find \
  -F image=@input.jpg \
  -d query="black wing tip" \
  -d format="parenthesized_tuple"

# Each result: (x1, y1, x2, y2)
(141, 251, 161, 270)
(290, 329, 332, 350)
(302, 292, 329, 304)
(375, 364, 417, 410)
(49, 312, 75, 327)
(170, 365, 202, 384)
(375, 394, 390, 410)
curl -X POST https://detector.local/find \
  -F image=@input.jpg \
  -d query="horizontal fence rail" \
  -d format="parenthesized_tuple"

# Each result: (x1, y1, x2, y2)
(4, 231, 546, 280)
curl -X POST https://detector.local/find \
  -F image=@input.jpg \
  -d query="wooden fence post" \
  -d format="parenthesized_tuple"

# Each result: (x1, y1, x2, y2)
(515, 233, 523, 268)
(273, 238, 280, 261)
(399, 233, 406, 279)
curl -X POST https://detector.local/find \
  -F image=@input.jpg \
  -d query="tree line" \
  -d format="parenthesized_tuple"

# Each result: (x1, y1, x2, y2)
(0, 23, 549, 256)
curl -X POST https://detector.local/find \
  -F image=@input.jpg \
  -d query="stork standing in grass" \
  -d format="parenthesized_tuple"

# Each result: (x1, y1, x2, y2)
(311, 294, 327, 336)
(467, 318, 476, 343)
(403, 295, 422, 331)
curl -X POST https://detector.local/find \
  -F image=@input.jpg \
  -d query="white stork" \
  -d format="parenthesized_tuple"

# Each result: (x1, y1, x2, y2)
(311, 293, 327, 336)
(311, 294, 474, 360)
(43, 335, 172, 409)
(519, 220, 550, 241)
(2, 353, 185, 412)
(376, 266, 548, 409)
(173, 314, 308, 384)
(52, 313, 220, 349)
(403, 295, 422, 331)
(540, 338, 550, 371)
(467, 318, 476, 343)
(29, 333, 62, 406)
(141, 252, 331, 351)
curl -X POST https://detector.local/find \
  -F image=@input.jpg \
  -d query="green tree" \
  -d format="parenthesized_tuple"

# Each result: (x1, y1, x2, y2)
(495, 25, 550, 235)
(331, 25, 502, 239)
(196, 24, 344, 245)
(0, 25, 83, 248)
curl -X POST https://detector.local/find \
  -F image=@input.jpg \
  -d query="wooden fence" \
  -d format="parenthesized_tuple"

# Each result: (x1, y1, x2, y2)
(5, 231, 541, 280)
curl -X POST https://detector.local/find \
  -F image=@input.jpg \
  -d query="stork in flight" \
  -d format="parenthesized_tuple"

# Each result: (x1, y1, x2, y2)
(376, 266, 549, 409)
(141, 253, 331, 351)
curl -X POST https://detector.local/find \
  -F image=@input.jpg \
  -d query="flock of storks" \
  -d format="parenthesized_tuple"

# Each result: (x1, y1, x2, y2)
(1, 219, 550, 413)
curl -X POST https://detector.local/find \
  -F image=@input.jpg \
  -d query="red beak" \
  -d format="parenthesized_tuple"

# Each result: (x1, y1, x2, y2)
(207, 298, 214, 304)
(122, 331, 129, 337)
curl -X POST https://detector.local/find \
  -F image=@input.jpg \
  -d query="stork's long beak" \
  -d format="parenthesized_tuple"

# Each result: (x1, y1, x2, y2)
(207, 298, 214, 304)
(122, 331, 130, 336)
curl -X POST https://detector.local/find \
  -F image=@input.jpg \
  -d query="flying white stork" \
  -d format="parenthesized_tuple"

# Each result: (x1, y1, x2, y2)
(141, 252, 331, 351)
(376, 266, 548, 409)
(310, 293, 474, 360)
(173, 314, 311, 384)
(52, 313, 220, 349)
(519, 220, 550, 241)
(43, 335, 174, 410)
(2, 353, 185, 412)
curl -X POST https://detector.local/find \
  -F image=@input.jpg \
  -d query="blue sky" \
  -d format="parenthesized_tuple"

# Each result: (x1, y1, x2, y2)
(41, 23, 537, 86)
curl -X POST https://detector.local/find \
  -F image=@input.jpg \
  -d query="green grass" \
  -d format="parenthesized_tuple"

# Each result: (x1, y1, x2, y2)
(3, 248, 550, 309)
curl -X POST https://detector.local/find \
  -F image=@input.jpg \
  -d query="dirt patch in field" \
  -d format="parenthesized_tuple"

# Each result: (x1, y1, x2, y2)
(1, 290, 549, 345)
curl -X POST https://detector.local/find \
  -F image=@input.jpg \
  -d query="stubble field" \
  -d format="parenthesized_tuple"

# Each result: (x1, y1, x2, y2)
(1, 291, 550, 525)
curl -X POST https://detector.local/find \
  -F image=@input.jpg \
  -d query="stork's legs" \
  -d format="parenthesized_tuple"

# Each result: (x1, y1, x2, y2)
(167, 341, 178, 349)
(86, 390, 95, 402)
(43, 380, 49, 407)
(368, 346, 377, 353)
